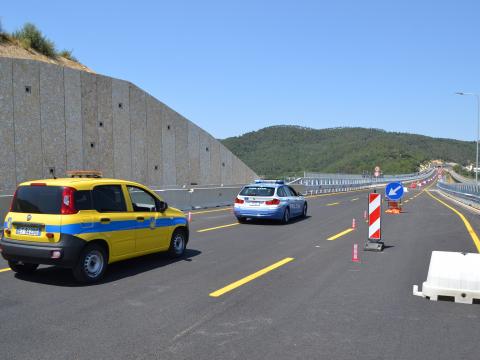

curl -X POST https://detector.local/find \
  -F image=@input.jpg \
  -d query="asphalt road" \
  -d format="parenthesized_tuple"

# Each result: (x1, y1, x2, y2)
(1, 184, 480, 360)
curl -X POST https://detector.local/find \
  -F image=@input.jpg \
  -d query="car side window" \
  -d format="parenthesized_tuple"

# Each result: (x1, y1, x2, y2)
(283, 187, 294, 197)
(127, 186, 157, 212)
(287, 186, 298, 197)
(277, 187, 287, 198)
(92, 185, 127, 212)
(74, 190, 93, 211)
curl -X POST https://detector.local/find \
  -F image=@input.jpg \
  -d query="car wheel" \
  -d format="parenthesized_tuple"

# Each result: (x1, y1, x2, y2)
(302, 203, 308, 218)
(73, 243, 107, 283)
(169, 229, 187, 257)
(237, 217, 247, 224)
(8, 261, 38, 275)
(282, 208, 290, 224)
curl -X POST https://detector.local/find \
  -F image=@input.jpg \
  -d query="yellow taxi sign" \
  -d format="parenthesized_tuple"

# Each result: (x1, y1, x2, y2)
(66, 170, 103, 178)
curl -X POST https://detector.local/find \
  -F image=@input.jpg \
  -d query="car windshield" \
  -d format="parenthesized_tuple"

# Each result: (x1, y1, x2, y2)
(239, 186, 275, 197)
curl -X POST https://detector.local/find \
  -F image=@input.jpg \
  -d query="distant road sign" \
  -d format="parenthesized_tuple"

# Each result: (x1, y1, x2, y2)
(374, 166, 380, 172)
(385, 182, 404, 201)
(374, 166, 381, 177)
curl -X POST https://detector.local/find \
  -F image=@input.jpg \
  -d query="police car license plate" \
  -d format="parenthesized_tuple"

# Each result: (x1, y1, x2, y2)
(16, 226, 41, 236)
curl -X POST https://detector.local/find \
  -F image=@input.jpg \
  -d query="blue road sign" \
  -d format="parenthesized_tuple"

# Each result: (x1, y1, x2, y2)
(385, 182, 404, 201)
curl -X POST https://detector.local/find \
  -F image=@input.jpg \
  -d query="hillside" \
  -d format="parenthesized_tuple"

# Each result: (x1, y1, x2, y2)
(0, 23, 93, 73)
(221, 126, 476, 178)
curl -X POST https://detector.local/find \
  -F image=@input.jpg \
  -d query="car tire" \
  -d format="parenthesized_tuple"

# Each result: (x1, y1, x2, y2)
(237, 217, 247, 224)
(282, 207, 290, 224)
(302, 203, 308, 218)
(73, 243, 108, 283)
(8, 261, 38, 275)
(168, 229, 187, 258)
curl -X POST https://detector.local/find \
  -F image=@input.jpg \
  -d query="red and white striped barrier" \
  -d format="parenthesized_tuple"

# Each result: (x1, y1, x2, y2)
(368, 193, 381, 241)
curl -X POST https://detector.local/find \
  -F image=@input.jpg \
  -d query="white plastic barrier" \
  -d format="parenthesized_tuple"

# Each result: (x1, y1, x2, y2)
(413, 251, 480, 304)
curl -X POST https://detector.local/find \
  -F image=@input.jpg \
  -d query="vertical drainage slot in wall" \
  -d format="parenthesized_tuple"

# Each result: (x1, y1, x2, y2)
(118, 103, 123, 109)
(167, 125, 171, 130)
(154, 165, 159, 171)
(25, 86, 31, 94)
(99, 122, 103, 127)
(90, 142, 95, 148)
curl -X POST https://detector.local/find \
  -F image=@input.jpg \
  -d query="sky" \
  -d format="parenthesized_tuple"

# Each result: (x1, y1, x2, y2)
(2, 1, 480, 141)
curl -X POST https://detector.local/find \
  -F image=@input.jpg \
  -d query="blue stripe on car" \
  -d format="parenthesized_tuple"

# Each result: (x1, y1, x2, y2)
(45, 217, 187, 235)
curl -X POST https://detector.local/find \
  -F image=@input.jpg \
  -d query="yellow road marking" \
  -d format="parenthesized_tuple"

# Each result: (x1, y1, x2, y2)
(326, 202, 340, 206)
(427, 190, 480, 253)
(197, 222, 240, 233)
(209, 257, 294, 297)
(0, 267, 11, 273)
(327, 228, 355, 241)
(188, 207, 231, 215)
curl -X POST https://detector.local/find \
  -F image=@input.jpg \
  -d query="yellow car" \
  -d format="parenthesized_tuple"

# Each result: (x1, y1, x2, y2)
(0, 172, 189, 283)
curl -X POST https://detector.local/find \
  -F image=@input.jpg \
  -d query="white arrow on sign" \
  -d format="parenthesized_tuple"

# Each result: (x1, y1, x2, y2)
(388, 185, 403, 197)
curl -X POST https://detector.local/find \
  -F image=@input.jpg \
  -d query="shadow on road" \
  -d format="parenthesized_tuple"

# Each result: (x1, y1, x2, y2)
(242, 215, 311, 226)
(14, 248, 201, 287)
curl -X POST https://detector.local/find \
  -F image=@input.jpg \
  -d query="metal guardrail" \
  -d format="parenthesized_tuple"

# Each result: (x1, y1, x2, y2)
(0, 169, 437, 221)
(437, 181, 480, 206)
(289, 168, 436, 196)
(447, 169, 476, 184)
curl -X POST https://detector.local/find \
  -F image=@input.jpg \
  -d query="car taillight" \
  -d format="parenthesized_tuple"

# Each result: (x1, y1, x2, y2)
(61, 187, 78, 214)
(8, 189, 17, 212)
(265, 198, 280, 205)
(235, 197, 244, 204)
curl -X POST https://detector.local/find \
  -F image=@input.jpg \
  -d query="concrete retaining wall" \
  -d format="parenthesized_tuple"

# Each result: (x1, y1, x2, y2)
(0, 57, 257, 191)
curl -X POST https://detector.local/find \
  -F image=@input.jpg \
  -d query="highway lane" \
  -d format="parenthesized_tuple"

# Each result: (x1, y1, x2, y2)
(1, 186, 480, 359)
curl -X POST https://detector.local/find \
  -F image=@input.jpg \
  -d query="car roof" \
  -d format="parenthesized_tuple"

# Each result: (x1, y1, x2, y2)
(245, 182, 283, 188)
(18, 178, 149, 191)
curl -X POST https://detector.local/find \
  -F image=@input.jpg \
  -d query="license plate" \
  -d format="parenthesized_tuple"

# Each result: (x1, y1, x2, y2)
(16, 226, 41, 236)
(248, 201, 260, 206)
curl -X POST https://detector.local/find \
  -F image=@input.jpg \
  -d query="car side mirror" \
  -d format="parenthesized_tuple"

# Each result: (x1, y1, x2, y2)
(156, 199, 168, 212)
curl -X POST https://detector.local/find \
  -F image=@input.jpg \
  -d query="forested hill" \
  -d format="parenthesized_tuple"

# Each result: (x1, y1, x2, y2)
(221, 126, 475, 178)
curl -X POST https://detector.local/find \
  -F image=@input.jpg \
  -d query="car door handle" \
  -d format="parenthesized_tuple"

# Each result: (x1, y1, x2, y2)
(136, 217, 145, 221)
(100, 218, 111, 223)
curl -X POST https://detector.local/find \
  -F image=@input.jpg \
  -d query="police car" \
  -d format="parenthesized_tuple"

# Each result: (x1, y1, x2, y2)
(0, 171, 188, 283)
(233, 180, 307, 223)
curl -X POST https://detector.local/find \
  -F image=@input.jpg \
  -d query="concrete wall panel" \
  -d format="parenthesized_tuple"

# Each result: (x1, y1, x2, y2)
(146, 95, 163, 186)
(40, 63, 66, 179)
(4, 58, 257, 189)
(0, 58, 16, 190)
(209, 135, 221, 185)
(175, 114, 189, 186)
(187, 121, 200, 185)
(97, 75, 114, 177)
(81, 72, 98, 170)
(129, 85, 147, 184)
(161, 106, 176, 186)
(199, 130, 211, 185)
(13, 60, 43, 183)
(64, 68, 83, 171)
(112, 79, 132, 180)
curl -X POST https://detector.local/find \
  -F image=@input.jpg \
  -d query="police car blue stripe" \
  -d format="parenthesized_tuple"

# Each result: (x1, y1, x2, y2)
(45, 217, 187, 235)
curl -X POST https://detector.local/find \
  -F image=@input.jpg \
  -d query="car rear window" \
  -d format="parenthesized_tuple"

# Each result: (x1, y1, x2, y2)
(239, 186, 275, 197)
(11, 186, 62, 214)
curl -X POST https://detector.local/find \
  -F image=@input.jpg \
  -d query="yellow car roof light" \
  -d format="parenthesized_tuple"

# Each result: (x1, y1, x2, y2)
(66, 170, 103, 178)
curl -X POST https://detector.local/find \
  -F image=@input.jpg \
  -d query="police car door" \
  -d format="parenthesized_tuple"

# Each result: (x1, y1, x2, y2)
(285, 186, 301, 216)
(127, 186, 165, 252)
